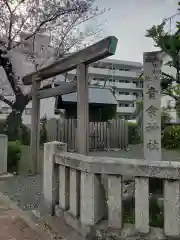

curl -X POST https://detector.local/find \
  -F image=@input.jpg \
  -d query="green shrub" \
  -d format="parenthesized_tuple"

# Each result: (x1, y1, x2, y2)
(162, 125, 180, 149)
(40, 116, 48, 145)
(20, 124, 30, 145)
(128, 122, 140, 144)
(7, 141, 21, 173)
(19, 119, 48, 146)
(123, 196, 163, 228)
(0, 119, 5, 134)
(161, 110, 171, 130)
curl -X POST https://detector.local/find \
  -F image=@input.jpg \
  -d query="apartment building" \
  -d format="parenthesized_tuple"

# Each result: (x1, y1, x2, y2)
(67, 58, 143, 119)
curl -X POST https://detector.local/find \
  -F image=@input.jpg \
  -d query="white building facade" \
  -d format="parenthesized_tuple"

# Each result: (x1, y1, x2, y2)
(67, 58, 143, 119)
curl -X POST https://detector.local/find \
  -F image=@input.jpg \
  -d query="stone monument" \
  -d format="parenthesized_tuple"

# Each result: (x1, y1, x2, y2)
(143, 51, 162, 161)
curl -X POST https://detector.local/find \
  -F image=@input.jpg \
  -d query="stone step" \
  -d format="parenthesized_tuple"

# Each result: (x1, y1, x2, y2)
(0, 173, 14, 181)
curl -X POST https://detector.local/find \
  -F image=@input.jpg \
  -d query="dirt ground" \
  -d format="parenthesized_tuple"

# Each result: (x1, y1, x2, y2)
(0, 197, 43, 240)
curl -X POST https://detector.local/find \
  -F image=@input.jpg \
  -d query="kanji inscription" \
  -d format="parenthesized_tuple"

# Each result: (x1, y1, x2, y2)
(144, 76, 152, 82)
(143, 51, 162, 161)
(147, 140, 159, 151)
(146, 105, 158, 118)
(146, 122, 160, 132)
(146, 86, 158, 100)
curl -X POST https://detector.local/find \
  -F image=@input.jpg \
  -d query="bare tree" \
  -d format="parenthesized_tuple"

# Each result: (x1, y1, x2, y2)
(0, 0, 105, 140)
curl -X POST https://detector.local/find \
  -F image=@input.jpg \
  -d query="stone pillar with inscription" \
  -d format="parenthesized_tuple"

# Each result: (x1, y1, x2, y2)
(143, 51, 162, 161)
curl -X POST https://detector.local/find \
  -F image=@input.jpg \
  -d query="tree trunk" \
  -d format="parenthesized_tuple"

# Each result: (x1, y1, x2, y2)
(4, 95, 29, 141)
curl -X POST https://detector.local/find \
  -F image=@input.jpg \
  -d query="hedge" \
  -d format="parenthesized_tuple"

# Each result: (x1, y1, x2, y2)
(128, 122, 140, 144)
(7, 141, 21, 173)
(162, 125, 180, 149)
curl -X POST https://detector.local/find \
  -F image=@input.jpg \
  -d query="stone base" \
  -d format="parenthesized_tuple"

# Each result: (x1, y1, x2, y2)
(31, 208, 85, 240)
(0, 173, 14, 181)
(94, 221, 170, 240)
(55, 205, 92, 237)
(55, 205, 177, 240)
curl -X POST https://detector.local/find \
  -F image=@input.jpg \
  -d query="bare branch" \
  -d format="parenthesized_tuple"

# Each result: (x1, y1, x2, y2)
(56, 15, 80, 57)
(12, 6, 89, 49)
(3, 0, 11, 13)
(162, 89, 178, 101)
(0, 15, 8, 38)
(64, 26, 102, 54)
(55, 10, 105, 57)
(7, 17, 13, 49)
(12, 0, 26, 13)
(2, 0, 13, 49)
(0, 94, 13, 106)
(11, 12, 31, 42)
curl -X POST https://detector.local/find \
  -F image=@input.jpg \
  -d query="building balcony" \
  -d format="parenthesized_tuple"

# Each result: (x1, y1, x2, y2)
(88, 67, 138, 79)
(109, 82, 141, 90)
(89, 80, 142, 91)
(115, 94, 136, 101)
(90, 80, 105, 86)
(117, 106, 135, 114)
(68, 67, 139, 80)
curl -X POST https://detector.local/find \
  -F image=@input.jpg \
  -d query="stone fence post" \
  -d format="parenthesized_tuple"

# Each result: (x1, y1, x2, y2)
(43, 141, 67, 215)
(0, 134, 8, 173)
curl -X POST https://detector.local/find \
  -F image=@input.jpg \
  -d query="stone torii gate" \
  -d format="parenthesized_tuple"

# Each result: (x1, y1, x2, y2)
(22, 36, 118, 174)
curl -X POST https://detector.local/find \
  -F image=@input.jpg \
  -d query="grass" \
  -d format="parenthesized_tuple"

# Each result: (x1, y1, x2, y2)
(123, 198, 164, 228)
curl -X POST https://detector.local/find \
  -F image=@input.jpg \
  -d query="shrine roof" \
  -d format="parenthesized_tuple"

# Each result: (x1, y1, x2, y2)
(61, 85, 118, 105)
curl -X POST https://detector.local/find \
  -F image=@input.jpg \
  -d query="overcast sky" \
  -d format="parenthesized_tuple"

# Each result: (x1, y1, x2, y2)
(94, 0, 179, 63)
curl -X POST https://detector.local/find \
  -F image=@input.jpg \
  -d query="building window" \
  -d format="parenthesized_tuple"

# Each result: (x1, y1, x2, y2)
(2, 107, 11, 114)
(119, 103, 130, 107)
(25, 108, 32, 115)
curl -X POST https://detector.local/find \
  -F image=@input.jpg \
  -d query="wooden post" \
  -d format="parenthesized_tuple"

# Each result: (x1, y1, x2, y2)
(143, 51, 162, 161)
(30, 79, 40, 174)
(76, 64, 89, 155)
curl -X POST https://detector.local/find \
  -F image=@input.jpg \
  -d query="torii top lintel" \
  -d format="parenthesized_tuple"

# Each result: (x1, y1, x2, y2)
(22, 36, 118, 85)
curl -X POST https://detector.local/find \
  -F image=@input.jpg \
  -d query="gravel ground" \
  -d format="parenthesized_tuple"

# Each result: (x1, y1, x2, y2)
(90, 144, 180, 161)
(0, 175, 42, 211)
(0, 145, 180, 212)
